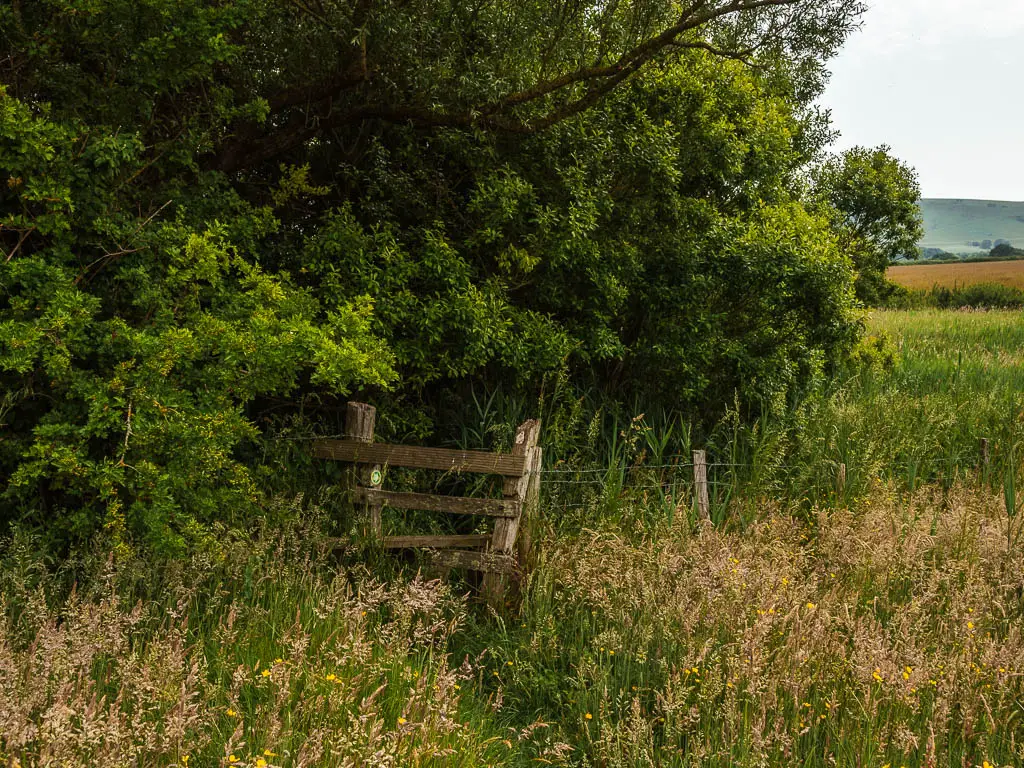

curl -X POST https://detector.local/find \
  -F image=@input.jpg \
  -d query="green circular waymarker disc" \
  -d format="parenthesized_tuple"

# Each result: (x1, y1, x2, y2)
(370, 468, 383, 486)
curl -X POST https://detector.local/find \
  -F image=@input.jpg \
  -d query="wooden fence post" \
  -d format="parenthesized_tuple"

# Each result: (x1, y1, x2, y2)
(516, 446, 543, 569)
(693, 450, 710, 521)
(345, 402, 383, 538)
(981, 438, 990, 473)
(837, 462, 847, 500)
(484, 419, 541, 606)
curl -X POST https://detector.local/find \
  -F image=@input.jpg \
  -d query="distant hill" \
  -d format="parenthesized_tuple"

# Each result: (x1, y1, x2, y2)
(919, 199, 1024, 255)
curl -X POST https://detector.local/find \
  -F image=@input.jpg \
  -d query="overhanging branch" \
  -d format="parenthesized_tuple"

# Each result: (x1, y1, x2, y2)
(213, 0, 828, 172)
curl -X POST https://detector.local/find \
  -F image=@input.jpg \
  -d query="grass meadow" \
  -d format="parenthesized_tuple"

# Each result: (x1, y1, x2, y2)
(5, 309, 1024, 767)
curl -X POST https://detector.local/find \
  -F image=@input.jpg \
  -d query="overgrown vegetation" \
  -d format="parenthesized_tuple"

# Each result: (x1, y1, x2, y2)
(0, 0, 937, 554)
(6, 308, 1024, 766)
(7, 3, 1014, 765)
(4, 479, 1024, 766)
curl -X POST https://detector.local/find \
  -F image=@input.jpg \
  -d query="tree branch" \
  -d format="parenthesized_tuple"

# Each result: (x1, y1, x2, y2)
(214, 0, 814, 172)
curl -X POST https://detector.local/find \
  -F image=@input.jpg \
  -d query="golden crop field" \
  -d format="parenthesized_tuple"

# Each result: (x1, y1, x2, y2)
(888, 258, 1024, 289)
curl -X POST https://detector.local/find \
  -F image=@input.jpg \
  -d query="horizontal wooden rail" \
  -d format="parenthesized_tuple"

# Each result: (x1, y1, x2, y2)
(313, 440, 527, 476)
(426, 549, 515, 575)
(382, 534, 492, 549)
(354, 488, 520, 518)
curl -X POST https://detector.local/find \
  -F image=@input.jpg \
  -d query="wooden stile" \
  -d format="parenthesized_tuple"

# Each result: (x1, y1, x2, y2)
(318, 402, 542, 607)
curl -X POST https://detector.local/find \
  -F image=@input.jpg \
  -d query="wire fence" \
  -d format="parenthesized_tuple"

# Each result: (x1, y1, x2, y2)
(278, 429, 1000, 518)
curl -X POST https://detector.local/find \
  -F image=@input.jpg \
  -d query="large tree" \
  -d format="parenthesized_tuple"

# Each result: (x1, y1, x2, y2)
(1, 0, 867, 550)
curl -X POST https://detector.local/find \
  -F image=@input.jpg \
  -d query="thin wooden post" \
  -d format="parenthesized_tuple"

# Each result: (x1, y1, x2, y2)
(693, 450, 710, 521)
(837, 462, 846, 500)
(484, 420, 541, 606)
(345, 402, 383, 538)
(981, 438, 990, 473)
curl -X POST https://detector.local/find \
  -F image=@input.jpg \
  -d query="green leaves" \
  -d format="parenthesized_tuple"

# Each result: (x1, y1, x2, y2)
(0, 81, 394, 552)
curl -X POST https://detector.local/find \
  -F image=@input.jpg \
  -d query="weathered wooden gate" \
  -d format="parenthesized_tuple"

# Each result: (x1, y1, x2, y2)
(313, 402, 542, 604)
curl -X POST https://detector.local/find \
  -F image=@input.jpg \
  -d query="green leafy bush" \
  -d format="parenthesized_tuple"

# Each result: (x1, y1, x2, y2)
(0, 88, 393, 553)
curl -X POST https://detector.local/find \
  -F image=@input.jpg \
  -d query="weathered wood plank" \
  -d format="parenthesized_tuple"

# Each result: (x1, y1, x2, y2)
(313, 440, 527, 476)
(425, 549, 515, 575)
(354, 488, 520, 518)
(382, 534, 492, 549)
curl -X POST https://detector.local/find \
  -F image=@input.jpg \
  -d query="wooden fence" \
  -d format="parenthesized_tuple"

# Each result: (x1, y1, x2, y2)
(313, 402, 542, 605)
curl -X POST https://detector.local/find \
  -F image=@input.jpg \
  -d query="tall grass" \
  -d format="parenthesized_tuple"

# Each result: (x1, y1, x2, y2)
(5, 484, 1024, 767)
(6, 309, 1024, 767)
(510, 310, 1024, 532)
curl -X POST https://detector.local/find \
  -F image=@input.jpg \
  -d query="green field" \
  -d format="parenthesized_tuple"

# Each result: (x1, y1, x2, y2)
(5, 309, 1024, 767)
(919, 198, 1024, 254)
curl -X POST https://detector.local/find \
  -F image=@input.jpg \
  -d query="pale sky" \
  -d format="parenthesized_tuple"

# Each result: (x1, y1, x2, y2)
(820, 0, 1024, 201)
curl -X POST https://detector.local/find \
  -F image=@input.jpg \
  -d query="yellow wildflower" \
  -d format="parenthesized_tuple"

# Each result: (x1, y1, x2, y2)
(806, 602, 816, 610)
(584, 713, 593, 720)
(229, 756, 239, 764)
(261, 669, 270, 678)
(398, 717, 407, 725)
(872, 669, 883, 683)
(968, 621, 975, 630)
(326, 673, 336, 681)
(256, 760, 267, 768)
(263, 750, 277, 757)
(226, 708, 237, 717)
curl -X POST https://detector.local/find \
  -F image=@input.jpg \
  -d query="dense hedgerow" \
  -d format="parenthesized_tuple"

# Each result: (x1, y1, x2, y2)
(2, 0, 925, 554)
